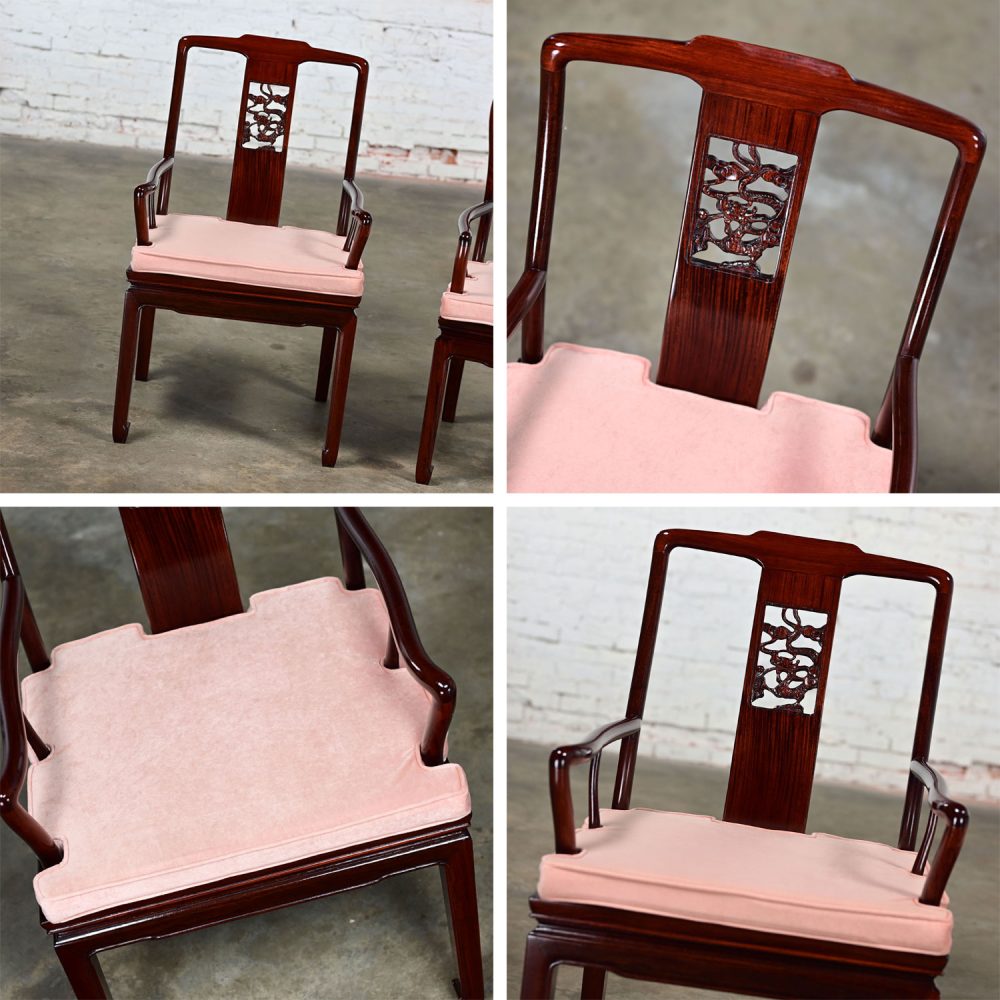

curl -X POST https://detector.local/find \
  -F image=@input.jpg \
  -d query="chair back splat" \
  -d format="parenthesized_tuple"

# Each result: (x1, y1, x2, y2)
(161, 34, 368, 229)
(120, 508, 243, 634)
(520, 33, 985, 415)
(612, 529, 952, 840)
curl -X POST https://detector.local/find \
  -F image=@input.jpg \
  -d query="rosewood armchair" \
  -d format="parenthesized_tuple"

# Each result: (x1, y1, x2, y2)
(416, 107, 494, 485)
(111, 35, 373, 467)
(522, 529, 966, 1000)
(0, 508, 484, 999)
(507, 34, 986, 492)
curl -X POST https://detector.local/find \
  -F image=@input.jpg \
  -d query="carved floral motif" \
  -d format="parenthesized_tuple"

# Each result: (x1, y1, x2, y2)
(690, 139, 797, 278)
(242, 82, 290, 151)
(752, 605, 827, 714)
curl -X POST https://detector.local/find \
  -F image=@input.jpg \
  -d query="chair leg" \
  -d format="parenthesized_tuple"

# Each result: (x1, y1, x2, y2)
(321, 315, 356, 468)
(439, 833, 484, 1000)
(442, 357, 465, 423)
(521, 931, 557, 1000)
(54, 943, 110, 999)
(415, 335, 451, 485)
(315, 326, 336, 402)
(580, 965, 607, 999)
(112, 289, 141, 443)
(134, 307, 156, 381)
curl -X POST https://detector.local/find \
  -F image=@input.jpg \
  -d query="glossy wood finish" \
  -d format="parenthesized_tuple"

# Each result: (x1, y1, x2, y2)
(416, 108, 494, 485)
(113, 34, 373, 467)
(524, 528, 962, 999)
(508, 33, 986, 492)
(0, 508, 484, 999)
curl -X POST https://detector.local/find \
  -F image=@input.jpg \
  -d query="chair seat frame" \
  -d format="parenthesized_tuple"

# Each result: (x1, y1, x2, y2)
(110, 35, 374, 468)
(520, 527, 966, 1000)
(0, 508, 485, 999)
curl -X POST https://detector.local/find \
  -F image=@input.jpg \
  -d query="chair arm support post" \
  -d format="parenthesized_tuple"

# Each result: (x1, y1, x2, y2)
(0, 577, 62, 867)
(908, 759, 969, 905)
(132, 157, 175, 247)
(507, 269, 547, 340)
(333, 509, 456, 767)
(340, 179, 372, 269)
(549, 717, 643, 854)
(451, 201, 493, 294)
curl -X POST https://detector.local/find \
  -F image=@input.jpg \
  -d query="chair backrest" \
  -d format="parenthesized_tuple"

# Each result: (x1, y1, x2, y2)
(611, 529, 952, 848)
(160, 34, 368, 229)
(520, 34, 985, 411)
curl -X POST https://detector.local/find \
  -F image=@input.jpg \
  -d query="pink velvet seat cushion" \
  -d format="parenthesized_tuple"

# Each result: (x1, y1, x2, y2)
(130, 213, 365, 297)
(440, 260, 492, 325)
(508, 344, 893, 493)
(22, 579, 470, 924)
(538, 809, 952, 955)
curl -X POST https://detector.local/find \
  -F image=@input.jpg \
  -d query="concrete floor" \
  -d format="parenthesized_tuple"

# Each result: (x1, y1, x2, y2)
(507, 739, 1000, 999)
(0, 140, 492, 493)
(507, 0, 1000, 492)
(0, 507, 493, 999)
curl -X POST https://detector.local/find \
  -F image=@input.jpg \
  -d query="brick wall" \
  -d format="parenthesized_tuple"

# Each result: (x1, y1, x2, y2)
(0, 0, 491, 183)
(509, 507, 1000, 802)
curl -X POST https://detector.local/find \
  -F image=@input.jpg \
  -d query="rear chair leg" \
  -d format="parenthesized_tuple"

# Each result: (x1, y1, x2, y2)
(321, 314, 357, 467)
(442, 357, 465, 423)
(112, 289, 141, 443)
(134, 307, 156, 381)
(54, 943, 110, 999)
(581, 965, 607, 999)
(440, 832, 484, 999)
(415, 335, 451, 485)
(315, 326, 336, 402)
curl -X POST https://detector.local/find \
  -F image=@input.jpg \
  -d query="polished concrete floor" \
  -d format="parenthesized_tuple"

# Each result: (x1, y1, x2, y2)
(0, 507, 493, 999)
(0, 139, 492, 493)
(507, 0, 1000, 492)
(507, 739, 1000, 1000)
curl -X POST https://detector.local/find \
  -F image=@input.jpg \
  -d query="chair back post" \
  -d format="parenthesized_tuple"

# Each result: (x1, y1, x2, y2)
(519, 32, 985, 419)
(472, 105, 494, 262)
(0, 513, 50, 673)
(119, 507, 243, 634)
(161, 35, 369, 229)
(613, 528, 954, 835)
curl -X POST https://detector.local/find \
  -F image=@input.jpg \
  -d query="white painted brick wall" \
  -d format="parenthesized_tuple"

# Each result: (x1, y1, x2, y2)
(509, 508, 1000, 803)
(0, 0, 491, 183)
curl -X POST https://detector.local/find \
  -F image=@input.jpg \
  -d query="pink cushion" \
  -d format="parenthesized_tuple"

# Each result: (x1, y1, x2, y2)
(538, 809, 952, 955)
(130, 213, 365, 297)
(22, 578, 470, 924)
(440, 260, 492, 324)
(508, 344, 893, 492)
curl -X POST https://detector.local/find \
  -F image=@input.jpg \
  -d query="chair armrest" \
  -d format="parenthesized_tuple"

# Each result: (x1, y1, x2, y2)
(889, 354, 919, 493)
(132, 156, 174, 247)
(333, 509, 456, 767)
(0, 577, 62, 867)
(341, 179, 372, 271)
(909, 758, 969, 905)
(507, 269, 547, 339)
(549, 717, 642, 854)
(450, 200, 493, 294)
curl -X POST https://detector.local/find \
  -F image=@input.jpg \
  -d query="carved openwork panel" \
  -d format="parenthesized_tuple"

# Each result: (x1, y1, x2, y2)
(752, 605, 828, 715)
(689, 137, 799, 280)
(242, 82, 291, 151)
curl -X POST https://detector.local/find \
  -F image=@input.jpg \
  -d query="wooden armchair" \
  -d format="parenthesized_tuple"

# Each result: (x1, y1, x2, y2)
(0, 508, 484, 999)
(507, 34, 986, 493)
(521, 529, 966, 999)
(416, 107, 494, 485)
(111, 35, 373, 467)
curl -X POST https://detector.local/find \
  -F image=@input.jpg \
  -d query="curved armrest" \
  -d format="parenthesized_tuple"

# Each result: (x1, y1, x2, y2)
(450, 200, 493, 294)
(133, 156, 174, 247)
(333, 509, 456, 767)
(340, 179, 372, 271)
(909, 759, 968, 905)
(549, 717, 642, 853)
(507, 269, 547, 339)
(0, 577, 62, 867)
(888, 354, 919, 493)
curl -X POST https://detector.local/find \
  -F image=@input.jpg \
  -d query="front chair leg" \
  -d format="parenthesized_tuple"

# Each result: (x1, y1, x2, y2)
(440, 832, 484, 999)
(112, 288, 141, 443)
(521, 931, 557, 1000)
(315, 326, 336, 402)
(415, 335, 452, 485)
(54, 942, 110, 999)
(442, 357, 465, 423)
(321, 314, 357, 467)
(134, 307, 156, 381)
